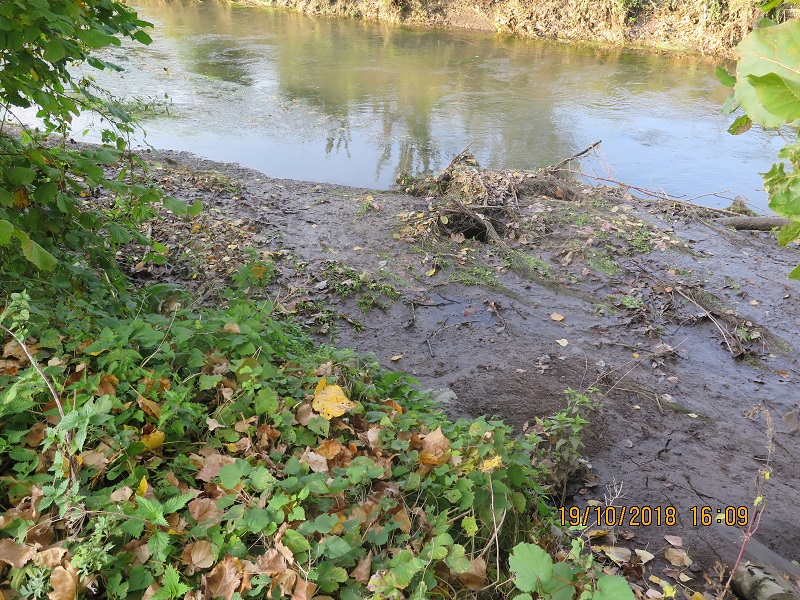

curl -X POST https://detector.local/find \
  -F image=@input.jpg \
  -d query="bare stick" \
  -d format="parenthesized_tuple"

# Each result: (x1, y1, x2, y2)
(0, 324, 63, 418)
(547, 140, 602, 171)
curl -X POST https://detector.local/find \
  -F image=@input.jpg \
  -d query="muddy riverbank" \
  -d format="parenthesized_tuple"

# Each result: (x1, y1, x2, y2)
(234, 0, 766, 56)
(119, 144, 800, 594)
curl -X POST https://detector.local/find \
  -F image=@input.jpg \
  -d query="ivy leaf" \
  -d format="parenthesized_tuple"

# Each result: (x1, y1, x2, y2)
(735, 20, 800, 127)
(509, 543, 553, 592)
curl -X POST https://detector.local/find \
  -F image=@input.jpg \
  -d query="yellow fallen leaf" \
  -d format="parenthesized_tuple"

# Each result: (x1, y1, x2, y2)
(632, 352, 640, 358)
(635, 549, 655, 564)
(312, 378, 356, 420)
(550, 312, 564, 322)
(142, 430, 165, 450)
(390, 355, 403, 361)
(425, 267, 436, 277)
(353, 246, 364, 250)
(687, 413, 698, 419)
(137, 476, 148, 497)
(555, 339, 568, 346)
(479, 456, 502, 472)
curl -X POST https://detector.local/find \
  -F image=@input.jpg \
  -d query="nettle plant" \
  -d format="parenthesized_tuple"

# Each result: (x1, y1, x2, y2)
(718, 1, 800, 279)
(0, 0, 199, 282)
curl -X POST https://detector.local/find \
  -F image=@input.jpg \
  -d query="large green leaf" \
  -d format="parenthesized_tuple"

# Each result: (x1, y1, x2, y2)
(591, 574, 635, 600)
(748, 73, 800, 124)
(735, 20, 800, 127)
(21, 238, 57, 270)
(0, 219, 13, 244)
(509, 543, 553, 593)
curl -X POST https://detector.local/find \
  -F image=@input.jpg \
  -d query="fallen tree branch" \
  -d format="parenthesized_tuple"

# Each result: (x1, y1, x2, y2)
(716, 216, 791, 231)
(436, 140, 476, 183)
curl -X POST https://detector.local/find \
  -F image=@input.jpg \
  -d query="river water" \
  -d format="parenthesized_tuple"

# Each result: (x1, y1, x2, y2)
(66, 0, 784, 210)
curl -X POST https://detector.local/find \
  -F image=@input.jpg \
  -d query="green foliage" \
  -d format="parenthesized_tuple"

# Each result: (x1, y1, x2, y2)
(0, 264, 613, 598)
(724, 11, 800, 279)
(0, 0, 199, 288)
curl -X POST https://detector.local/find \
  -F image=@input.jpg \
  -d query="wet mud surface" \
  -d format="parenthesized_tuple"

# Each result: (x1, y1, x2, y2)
(130, 148, 800, 592)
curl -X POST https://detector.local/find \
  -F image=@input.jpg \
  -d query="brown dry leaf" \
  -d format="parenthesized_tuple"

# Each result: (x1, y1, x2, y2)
(664, 547, 692, 567)
(202, 555, 243, 600)
(189, 498, 224, 525)
(365, 427, 382, 450)
(3, 339, 38, 362)
(196, 453, 237, 482)
(33, 547, 67, 569)
(422, 427, 450, 457)
(663, 535, 682, 547)
(272, 570, 297, 597)
(80, 449, 108, 470)
(316, 439, 344, 460)
(456, 557, 487, 590)
(351, 551, 373, 583)
(141, 429, 165, 450)
(418, 450, 440, 466)
(0, 539, 34, 569)
(184, 541, 215, 570)
(312, 378, 356, 420)
(48, 566, 78, 600)
(634, 549, 655, 564)
(595, 545, 631, 565)
(137, 395, 162, 419)
(206, 417, 224, 432)
(292, 577, 317, 600)
(299, 448, 329, 473)
(25, 422, 47, 447)
(393, 506, 411, 534)
(251, 549, 287, 576)
(550, 312, 565, 322)
(96, 373, 119, 396)
(0, 359, 19, 375)
(223, 323, 241, 334)
(110, 486, 133, 503)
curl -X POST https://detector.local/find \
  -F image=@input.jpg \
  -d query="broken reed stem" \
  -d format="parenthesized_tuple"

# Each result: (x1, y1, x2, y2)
(547, 140, 602, 171)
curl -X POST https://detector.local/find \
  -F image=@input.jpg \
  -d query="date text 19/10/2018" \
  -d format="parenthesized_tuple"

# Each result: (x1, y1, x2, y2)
(558, 506, 750, 528)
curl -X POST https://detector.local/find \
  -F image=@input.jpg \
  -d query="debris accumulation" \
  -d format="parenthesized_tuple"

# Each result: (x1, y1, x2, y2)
(97, 144, 800, 599)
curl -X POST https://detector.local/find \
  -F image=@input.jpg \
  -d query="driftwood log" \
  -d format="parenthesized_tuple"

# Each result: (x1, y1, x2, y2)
(732, 561, 800, 600)
(716, 216, 791, 231)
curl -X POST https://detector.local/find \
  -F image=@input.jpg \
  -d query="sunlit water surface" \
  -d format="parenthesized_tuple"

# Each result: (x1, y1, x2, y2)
(39, 0, 789, 209)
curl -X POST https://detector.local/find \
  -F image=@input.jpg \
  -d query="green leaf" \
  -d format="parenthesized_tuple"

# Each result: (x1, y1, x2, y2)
(319, 535, 352, 559)
(282, 528, 311, 554)
(21, 239, 57, 270)
(444, 544, 472, 574)
(137, 497, 168, 526)
(162, 494, 192, 514)
(132, 30, 153, 45)
(715, 66, 736, 88)
(748, 72, 800, 124)
(218, 459, 252, 489)
(8, 167, 36, 186)
(788, 262, 800, 280)
(735, 20, 800, 127)
(0, 219, 13, 245)
(509, 543, 553, 593)
(79, 28, 119, 49)
(759, 0, 784, 12)
(147, 530, 171, 562)
(542, 562, 576, 600)
(162, 195, 189, 215)
(591, 574, 635, 600)
(727, 114, 752, 135)
(777, 221, 800, 245)
(189, 199, 203, 216)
